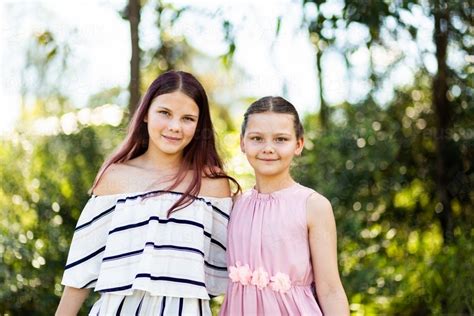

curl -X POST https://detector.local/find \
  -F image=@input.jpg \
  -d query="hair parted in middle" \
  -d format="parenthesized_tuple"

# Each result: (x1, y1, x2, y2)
(91, 70, 240, 216)
(241, 96, 304, 139)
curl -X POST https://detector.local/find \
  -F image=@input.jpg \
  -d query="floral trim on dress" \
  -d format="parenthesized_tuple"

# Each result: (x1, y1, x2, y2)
(228, 262, 291, 293)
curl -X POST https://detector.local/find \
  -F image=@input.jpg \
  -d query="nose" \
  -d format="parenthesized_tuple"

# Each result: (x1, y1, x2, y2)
(262, 143, 275, 154)
(168, 118, 181, 133)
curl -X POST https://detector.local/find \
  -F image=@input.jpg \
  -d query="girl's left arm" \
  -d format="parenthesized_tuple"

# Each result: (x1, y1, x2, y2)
(307, 193, 350, 316)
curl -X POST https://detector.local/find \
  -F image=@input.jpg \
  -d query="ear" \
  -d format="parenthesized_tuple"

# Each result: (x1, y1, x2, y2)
(240, 136, 245, 153)
(144, 113, 148, 123)
(295, 137, 304, 156)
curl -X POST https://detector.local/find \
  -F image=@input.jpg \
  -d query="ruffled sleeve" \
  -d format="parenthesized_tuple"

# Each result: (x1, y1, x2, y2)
(203, 197, 233, 296)
(61, 195, 118, 289)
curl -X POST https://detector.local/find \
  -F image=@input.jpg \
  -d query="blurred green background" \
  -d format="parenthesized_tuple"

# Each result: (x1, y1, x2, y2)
(0, 0, 472, 315)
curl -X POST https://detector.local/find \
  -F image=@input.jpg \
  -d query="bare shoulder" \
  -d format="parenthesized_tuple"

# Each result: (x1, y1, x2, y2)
(200, 166, 231, 198)
(306, 191, 335, 228)
(92, 163, 133, 196)
(202, 165, 223, 176)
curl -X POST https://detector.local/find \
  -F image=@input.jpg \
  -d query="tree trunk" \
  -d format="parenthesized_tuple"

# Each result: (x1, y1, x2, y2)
(316, 47, 328, 130)
(432, 0, 453, 243)
(128, 0, 141, 116)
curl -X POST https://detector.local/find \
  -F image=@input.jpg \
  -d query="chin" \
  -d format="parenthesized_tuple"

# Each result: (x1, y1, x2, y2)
(252, 162, 291, 177)
(254, 167, 283, 177)
(162, 147, 184, 155)
(154, 143, 183, 155)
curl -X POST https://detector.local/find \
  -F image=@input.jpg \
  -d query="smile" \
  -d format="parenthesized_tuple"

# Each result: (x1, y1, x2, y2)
(162, 135, 182, 142)
(258, 158, 279, 162)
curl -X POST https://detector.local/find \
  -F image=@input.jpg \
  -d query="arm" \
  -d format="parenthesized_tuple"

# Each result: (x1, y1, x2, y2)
(307, 193, 350, 316)
(57, 176, 118, 315)
(55, 286, 90, 316)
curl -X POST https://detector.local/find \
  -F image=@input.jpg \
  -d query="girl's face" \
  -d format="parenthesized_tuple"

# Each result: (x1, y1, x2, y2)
(145, 91, 199, 157)
(241, 112, 304, 178)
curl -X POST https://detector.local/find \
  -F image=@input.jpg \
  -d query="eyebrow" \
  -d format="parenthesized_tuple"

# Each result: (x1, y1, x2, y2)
(156, 106, 198, 118)
(247, 132, 292, 136)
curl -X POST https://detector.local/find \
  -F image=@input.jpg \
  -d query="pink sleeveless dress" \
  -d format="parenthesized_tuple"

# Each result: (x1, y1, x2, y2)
(220, 183, 323, 315)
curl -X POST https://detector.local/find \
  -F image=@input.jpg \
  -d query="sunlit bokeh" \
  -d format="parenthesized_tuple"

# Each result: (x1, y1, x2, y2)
(1, 0, 472, 315)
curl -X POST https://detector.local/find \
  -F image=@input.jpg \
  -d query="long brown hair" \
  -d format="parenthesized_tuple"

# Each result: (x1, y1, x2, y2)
(91, 70, 240, 215)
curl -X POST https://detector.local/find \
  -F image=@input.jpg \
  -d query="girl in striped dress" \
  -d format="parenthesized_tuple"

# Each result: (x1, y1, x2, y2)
(56, 71, 239, 316)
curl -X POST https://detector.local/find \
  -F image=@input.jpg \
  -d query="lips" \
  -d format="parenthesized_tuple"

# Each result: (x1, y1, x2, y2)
(162, 135, 182, 142)
(258, 158, 279, 162)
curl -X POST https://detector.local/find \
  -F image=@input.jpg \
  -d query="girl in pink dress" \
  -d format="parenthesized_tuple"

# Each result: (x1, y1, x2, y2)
(220, 96, 349, 315)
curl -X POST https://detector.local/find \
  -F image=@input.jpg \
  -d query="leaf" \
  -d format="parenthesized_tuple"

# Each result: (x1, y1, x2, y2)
(276, 16, 282, 36)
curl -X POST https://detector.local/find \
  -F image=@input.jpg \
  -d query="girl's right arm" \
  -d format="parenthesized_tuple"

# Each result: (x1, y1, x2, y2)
(56, 167, 121, 316)
(55, 286, 90, 316)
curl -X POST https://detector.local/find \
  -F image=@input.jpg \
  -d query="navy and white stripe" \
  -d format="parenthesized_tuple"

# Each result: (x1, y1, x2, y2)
(160, 296, 166, 316)
(88, 290, 212, 315)
(61, 191, 231, 315)
(77, 190, 229, 232)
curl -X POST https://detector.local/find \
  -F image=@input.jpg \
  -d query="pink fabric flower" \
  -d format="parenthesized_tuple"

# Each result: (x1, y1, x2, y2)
(228, 264, 241, 283)
(269, 272, 292, 293)
(251, 267, 270, 289)
(229, 261, 252, 285)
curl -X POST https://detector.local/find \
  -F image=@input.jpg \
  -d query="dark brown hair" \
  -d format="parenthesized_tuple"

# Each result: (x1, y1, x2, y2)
(241, 96, 304, 138)
(91, 70, 240, 215)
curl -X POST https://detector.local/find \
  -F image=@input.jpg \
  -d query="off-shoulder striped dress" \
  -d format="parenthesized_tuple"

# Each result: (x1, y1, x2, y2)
(61, 190, 232, 315)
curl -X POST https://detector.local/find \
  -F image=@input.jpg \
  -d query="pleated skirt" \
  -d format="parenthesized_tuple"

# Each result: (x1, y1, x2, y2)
(89, 290, 211, 316)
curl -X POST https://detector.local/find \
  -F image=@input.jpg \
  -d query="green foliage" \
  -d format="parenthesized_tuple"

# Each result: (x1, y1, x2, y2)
(2, 1, 472, 315)
(294, 71, 473, 315)
(1, 86, 471, 314)
(0, 125, 123, 315)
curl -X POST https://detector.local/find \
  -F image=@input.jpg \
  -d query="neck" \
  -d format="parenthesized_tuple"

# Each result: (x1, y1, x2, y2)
(254, 172, 296, 194)
(140, 147, 183, 172)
